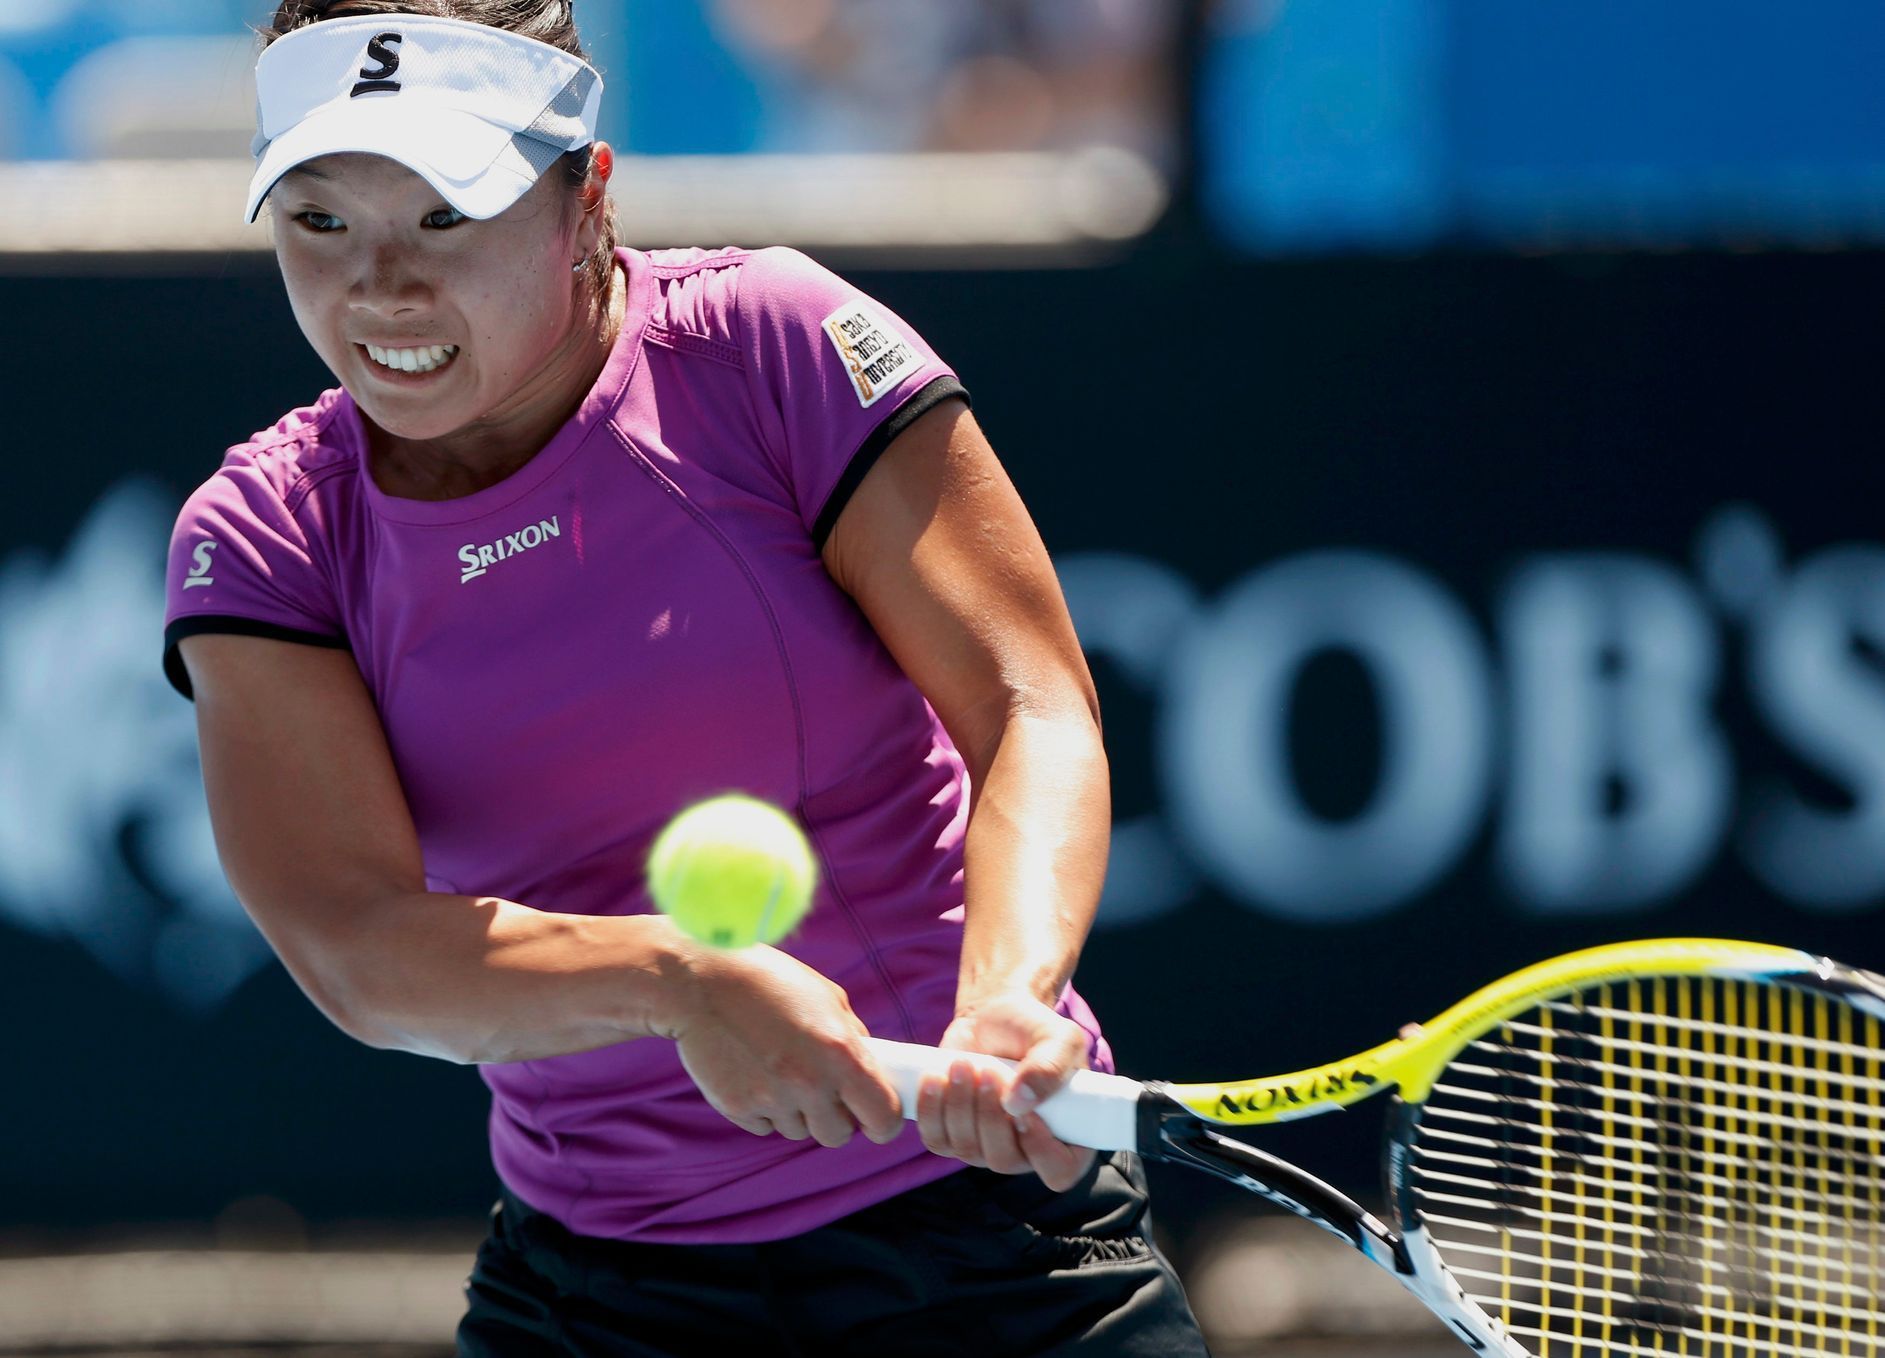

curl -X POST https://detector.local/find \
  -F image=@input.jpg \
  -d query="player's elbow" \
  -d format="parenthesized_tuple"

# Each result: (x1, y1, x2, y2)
(271, 933, 396, 1052)
(308, 934, 483, 1063)
(326, 998, 407, 1054)
(310, 959, 485, 1064)
(239, 886, 449, 1059)
(1016, 680, 1107, 757)
(242, 886, 530, 1065)
(343, 1008, 486, 1064)
(1074, 672, 1102, 738)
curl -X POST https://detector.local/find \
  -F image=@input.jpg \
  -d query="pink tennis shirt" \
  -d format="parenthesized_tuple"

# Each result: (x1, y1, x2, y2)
(163, 245, 1113, 1244)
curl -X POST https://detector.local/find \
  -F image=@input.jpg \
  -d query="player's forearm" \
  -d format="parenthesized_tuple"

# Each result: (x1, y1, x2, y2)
(328, 892, 702, 1064)
(956, 710, 1110, 1009)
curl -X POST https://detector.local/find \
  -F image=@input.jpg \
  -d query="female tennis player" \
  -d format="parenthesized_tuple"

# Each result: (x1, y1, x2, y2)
(162, 2, 1207, 1354)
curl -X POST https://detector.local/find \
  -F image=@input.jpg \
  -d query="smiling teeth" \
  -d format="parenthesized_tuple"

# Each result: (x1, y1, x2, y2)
(366, 343, 458, 373)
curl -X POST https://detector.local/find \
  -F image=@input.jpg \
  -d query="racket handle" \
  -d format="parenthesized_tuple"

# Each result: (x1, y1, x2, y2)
(865, 1038, 1146, 1153)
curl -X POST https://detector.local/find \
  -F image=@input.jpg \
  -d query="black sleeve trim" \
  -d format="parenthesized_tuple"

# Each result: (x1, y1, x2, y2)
(810, 375, 971, 549)
(163, 615, 350, 700)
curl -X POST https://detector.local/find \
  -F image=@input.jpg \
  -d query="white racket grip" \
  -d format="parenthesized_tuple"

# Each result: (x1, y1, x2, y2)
(865, 1038, 1146, 1152)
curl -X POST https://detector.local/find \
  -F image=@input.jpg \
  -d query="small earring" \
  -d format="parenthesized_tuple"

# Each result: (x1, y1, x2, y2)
(571, 259, 585, 272)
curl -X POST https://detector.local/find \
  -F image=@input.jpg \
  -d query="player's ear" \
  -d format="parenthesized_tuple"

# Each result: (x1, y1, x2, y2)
(582, 142, 614, 212)
(565, 143, 615, 265)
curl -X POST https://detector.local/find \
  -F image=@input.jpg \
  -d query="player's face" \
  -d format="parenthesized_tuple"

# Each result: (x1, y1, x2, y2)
(268, 152, 590, 445)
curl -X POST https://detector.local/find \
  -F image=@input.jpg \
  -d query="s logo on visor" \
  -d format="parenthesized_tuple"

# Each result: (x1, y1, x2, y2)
(351, 32, 404, 97)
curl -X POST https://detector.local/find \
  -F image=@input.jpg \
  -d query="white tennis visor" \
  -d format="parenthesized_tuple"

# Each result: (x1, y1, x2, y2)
(245, 14, 602, 224)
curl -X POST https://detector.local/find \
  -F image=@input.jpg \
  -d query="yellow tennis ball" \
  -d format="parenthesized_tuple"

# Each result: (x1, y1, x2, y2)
(647, 794, 817, 949)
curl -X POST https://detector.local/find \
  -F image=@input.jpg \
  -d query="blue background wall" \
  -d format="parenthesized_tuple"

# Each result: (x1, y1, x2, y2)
(3, 243, 1881, 1250)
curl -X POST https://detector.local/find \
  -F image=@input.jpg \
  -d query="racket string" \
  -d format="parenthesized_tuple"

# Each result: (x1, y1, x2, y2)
(1414, 1157, 1883, 1248)
(1431, 1070, 1882, 1165)
(1424, 1211, 1877, 1301)
(1418, 1104, 1885, 1211)
(1406, 975, 1885, 1358)
(1457, 1032, 1885, 1124)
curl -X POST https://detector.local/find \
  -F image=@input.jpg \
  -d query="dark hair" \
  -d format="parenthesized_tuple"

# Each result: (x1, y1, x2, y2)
(260, 1, 618, 297)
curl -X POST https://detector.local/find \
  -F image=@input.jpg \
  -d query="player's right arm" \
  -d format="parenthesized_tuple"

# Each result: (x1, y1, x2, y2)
(181, 631, 902, 1146)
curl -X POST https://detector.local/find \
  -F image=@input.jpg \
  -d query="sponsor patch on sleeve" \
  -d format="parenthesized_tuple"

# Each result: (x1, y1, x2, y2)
(821, 300, 924, 408)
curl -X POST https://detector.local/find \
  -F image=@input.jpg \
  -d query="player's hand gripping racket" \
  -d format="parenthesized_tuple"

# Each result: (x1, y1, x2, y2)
(868, 938, 1885, 1357)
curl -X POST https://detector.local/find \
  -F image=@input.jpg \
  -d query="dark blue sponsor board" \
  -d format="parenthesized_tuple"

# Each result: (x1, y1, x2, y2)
(2, 248, 1880, 1249)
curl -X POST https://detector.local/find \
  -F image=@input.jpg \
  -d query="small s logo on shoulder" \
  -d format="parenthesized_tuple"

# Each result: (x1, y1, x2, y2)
(183, 540, 217, 590)
(350, 32, 404, 97)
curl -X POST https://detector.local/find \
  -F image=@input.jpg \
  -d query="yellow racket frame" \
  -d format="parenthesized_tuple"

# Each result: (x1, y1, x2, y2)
(1167, 937, 1818, 1126)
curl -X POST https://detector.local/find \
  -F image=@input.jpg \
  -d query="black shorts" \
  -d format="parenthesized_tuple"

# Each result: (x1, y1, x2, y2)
(457, 1150, 1211, 1357)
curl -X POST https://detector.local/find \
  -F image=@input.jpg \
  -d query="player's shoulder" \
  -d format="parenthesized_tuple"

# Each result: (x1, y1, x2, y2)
(642, 244, 753, 353)
(177, 387, 360, 530)
(642, 245, 850, 357)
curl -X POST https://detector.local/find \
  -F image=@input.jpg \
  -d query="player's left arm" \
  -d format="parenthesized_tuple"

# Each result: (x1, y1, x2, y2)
(821, 395, 1106, 1192)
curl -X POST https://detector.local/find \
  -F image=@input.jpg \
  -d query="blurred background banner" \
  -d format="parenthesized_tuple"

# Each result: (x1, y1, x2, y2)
(3, 2, 1883, 1354)
(0, 0, 1178, 160)
(1201, 0, 1885, 252)
(0, 0, 1174, 260)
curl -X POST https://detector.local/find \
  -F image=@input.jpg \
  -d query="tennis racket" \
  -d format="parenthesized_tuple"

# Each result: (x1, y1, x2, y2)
(868, 938, 1885, 1357)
